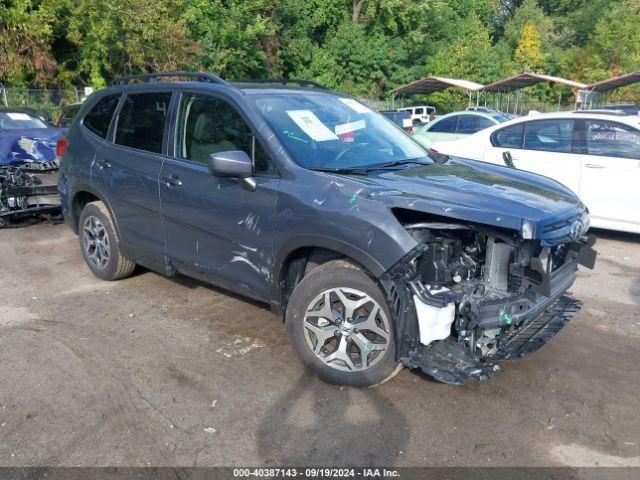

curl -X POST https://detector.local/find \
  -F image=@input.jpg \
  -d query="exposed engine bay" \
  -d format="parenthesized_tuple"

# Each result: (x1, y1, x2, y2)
(0, 164, 61, 228)
(381, 217, 597, 384)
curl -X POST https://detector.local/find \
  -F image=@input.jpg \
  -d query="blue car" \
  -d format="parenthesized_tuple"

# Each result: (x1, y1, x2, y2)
(59, 72, 597, 387)
(0, 109, 64, 226)
(0, 108, 66, 168)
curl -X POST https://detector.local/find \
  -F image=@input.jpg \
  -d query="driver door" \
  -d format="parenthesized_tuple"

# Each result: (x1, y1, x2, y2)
(159, 92, 279, 301)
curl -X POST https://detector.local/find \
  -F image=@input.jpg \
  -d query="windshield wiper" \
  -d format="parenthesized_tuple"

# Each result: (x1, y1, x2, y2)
(358, 158, 430, 172)
(310, 158, 429, 176)
(309, 167, 369, 175)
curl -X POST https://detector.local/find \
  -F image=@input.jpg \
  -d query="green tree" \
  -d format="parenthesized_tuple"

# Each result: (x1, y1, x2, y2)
(591, 0, 640, 75)
(0, 0, 57, 85)
(184, 0, 278, 79)
(514, 22, 546, 71)
(49, 0, 199, 87)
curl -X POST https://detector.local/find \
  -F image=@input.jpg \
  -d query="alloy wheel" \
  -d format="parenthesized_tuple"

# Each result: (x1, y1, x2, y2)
(303, 287, 391, 372)
(82, 215, 110, 269)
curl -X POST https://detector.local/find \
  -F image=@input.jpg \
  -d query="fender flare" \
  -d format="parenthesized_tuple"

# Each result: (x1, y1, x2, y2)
(69, 183, 119, 235)
(270, 234, 397, 313)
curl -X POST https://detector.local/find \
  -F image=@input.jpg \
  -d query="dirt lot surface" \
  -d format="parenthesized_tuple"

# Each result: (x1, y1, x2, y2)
(1, 223, 639, 467)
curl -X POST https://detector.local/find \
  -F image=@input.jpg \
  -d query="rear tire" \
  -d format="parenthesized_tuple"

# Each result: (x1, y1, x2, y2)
(286, 260, 402, 388)
(78, 201, 135, 281)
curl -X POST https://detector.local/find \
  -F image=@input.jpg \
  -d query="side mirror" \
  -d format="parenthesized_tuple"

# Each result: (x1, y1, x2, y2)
(208, 150, 256, 192)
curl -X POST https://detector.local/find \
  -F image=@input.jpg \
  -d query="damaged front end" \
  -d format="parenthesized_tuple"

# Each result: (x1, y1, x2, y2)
(380, 216, 597, 385)
(0, 165, 60, 228)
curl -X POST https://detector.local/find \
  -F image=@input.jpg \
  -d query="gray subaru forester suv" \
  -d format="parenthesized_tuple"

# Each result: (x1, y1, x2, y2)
(59, 72, 596, 387)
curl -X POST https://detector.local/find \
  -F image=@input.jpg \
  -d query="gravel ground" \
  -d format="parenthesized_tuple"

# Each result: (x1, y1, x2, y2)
(0, 223, 639, 467)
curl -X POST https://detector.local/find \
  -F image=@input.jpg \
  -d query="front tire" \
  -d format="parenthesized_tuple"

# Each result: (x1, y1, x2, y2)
(78, 201, 135, 281)
(286, 260, 402, 388)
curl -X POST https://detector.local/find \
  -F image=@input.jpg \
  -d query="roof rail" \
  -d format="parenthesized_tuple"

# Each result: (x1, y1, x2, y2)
(110, 71, 228, 86)
(232, 78, 329, 90)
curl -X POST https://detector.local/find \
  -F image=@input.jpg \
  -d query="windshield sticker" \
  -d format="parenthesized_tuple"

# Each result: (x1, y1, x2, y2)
(335, 120, 366, 135)
(286, 110, 338, 142)
(339, 98, 373, 114)
(6, 112, 33, 121)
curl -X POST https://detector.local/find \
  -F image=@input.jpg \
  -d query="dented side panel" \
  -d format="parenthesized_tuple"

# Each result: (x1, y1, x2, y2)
(159, 157, 280, 302)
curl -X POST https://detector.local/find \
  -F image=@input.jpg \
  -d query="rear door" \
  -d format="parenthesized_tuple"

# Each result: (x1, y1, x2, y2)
(92, 91, 172, 267)
(159, 91, 279, 301)
(578, 118, 640, 231)
(485, 119, 581, 194)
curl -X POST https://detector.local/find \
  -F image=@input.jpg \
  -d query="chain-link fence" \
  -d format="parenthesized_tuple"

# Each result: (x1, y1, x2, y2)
(0, 85, 82, 121)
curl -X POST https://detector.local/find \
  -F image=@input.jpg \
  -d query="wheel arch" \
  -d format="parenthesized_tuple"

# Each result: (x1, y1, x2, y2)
(271, 235, 389, 316)
(70, 186, 117, 236)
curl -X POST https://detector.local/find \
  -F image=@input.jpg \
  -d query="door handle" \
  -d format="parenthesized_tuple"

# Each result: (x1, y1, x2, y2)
(502, 151, 516, 168)
(162, 175, 183, 187)
(95, 158, 111, 169)
(585, 164, 604, 169)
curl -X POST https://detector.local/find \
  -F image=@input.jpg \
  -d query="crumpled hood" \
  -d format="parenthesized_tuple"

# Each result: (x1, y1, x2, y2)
(0, 127, 66, 166)
(342, 158, 586, 242)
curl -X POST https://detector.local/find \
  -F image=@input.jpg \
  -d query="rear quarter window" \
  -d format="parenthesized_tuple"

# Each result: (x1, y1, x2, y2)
(83, 94, 120, 138)
(491, 123, 524, 148)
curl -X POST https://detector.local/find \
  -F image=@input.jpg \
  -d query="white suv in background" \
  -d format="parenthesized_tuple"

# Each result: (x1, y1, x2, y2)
(398, 105, 436, 124)
(431, 112, 640, 234)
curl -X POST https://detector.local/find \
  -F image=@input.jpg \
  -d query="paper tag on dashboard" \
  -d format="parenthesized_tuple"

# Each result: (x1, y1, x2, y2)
(287, 110, 338, 142)
(335, 120, 366, 135)
(6, 112, 33, 121)
(339, 98, 372, 114)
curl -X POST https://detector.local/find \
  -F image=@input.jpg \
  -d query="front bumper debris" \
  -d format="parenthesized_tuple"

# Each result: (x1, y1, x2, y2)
(0, 166, 61, 227)
(403, 295, 582, 385)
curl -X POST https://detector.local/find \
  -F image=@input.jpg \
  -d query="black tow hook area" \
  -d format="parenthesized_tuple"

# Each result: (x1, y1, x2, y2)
(404, 340, 503, 385)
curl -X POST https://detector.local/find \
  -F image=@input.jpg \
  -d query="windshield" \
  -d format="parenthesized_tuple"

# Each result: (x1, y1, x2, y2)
(0, 111, 48, 129)
(249, 92, 429, 170)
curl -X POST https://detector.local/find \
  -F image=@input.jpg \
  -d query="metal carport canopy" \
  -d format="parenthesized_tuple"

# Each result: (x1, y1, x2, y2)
(480, 72, 587, 92)
(586, 70, 640, 92)
(391, 77, 484, 95)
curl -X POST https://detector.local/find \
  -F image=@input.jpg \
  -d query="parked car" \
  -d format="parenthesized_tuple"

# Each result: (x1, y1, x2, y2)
(398, 105, 436, 124)
(0, 108, 65, 225)
(59, 72, 595, 387)
(380, 110, 414, 134)
(431, 111, 640, 234)
(54, 103, 83, 128)
(413, 111, 508, 149)
(0, 108, 66, 167)
(466, 106, 501, 114)
(592, 104, 639, 116)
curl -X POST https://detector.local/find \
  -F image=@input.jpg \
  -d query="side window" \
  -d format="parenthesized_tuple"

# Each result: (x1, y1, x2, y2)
(491, 123, 524, 148)
(456, 115, 493, 134)
(415, 108, 425, 115)
(115, 92, 171, 154)
(175, 93, 276, 175)
(83, 94, 120, 138)
(429, 115, 458, 133)
(523, 119, 574, 153)
(585, 120, 640, 159)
